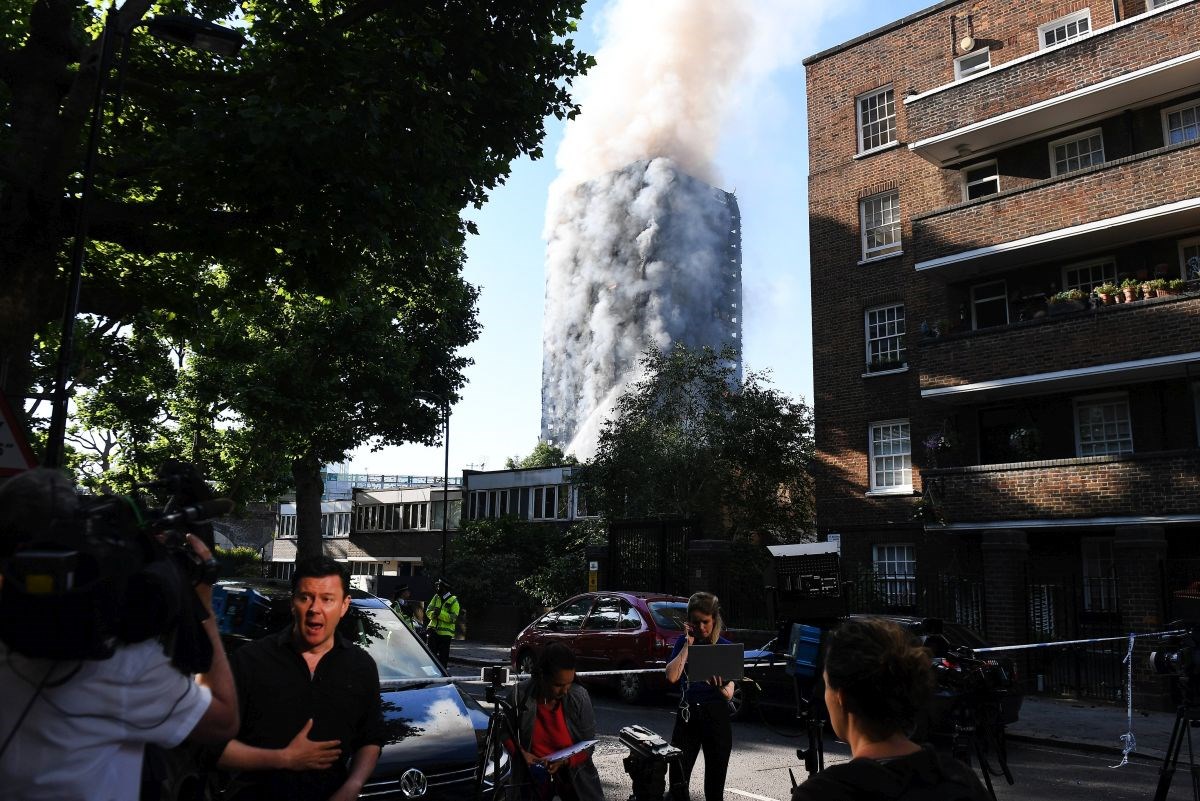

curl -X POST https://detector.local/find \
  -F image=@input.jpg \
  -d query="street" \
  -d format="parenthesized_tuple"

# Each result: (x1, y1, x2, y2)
(450, 664, 1196, 801)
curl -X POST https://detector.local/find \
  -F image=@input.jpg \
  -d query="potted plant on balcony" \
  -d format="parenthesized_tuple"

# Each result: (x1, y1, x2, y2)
(1159, 278, 1185, 297)
(1120, 278, 1141, 302)
(1095, 282, 1120, 305)
(1141, 279, 1158, 298)
(1047, 288, 1087, 314)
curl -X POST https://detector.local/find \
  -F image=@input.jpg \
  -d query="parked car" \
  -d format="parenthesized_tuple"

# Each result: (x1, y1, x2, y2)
(510, 591, 691, 703)
(740, 614, 1023, 732)
(165, 578, 507, 800)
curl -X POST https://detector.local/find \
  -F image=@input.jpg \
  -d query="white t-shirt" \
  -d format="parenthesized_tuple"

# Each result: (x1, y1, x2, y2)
(0, 638, 212, 801)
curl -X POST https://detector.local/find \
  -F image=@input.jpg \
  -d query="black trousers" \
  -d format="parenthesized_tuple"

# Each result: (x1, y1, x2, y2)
(669, 699, 732, 801)
(429, 632, 452, 667)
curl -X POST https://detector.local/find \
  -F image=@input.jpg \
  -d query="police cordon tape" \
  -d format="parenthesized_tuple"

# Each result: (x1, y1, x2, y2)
(382, 660, 792, 688)
(973, 628, 1189, 654)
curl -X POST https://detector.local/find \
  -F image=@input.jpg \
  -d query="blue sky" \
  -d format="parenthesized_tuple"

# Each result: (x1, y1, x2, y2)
(350, 0, 930, 477)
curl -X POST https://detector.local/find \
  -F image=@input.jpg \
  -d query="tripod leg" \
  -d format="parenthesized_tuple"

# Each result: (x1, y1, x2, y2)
(973, 735, 998, 801)
(1154, 710, 1189, 801)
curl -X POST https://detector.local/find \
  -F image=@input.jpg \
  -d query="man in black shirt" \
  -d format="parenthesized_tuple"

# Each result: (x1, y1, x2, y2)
(218, 557, 385, 801)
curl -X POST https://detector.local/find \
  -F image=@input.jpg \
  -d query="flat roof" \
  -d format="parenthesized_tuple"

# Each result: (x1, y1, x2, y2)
(803, 0, 964, 66)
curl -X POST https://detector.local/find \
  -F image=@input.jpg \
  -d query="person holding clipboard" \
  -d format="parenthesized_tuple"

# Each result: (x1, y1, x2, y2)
(665, 591, 738, 801)
(509, 642, 603, 801)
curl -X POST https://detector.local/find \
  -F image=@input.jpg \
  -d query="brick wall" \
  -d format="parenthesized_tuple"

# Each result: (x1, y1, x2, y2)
(905, 3, 1199, 143)
(926, 451, 1200, 522)
(919, 294, 1200, 389)
(913, 141, 1200, 262)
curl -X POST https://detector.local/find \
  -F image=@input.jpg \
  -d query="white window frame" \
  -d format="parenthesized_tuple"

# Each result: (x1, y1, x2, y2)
(1148, 0, 1187, 10)
(1074, 393, 1134, 457)
(1193, 381, 1200, 448)
(970, 279, 1010, 330)
(868, 419, 912, 494)
(1061, 256, 1117, 292)
(1081, 537, 1117, 613)
(1038, 9, 1092, 50)
(961, 159, 999, 201)
(860, 190, 901, 260)
(1049, 128, 1105, 177)
(1178, 236, 1200, 281)
(532, 484, 564, 520)
(872, 544, 916, 607)
(864, 304, 906, 371)
(954, 47, 991, 80)
(1161, 99, 1200, 146)
(856, 85, 897, 154)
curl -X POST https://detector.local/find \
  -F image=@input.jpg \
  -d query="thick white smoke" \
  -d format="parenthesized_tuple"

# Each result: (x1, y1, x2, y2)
(542, 0, 836, 459)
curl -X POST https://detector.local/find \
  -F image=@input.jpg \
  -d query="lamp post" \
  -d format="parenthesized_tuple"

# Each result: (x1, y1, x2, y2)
(42, 12, 245, 469)
(415, 392, 451, 577)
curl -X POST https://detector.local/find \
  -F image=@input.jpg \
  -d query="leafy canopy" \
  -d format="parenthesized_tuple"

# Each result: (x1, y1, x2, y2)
(581, 345, 815, 544)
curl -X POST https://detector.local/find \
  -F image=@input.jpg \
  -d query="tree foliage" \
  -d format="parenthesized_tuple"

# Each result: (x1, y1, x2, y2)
(441, 517, 603, 617)
(581, 345, 816, 544)
(0, 1, 592, 535)
(504, 441, 579, 470)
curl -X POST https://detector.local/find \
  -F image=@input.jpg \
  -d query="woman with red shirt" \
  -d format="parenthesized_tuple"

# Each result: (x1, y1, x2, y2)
(510, 643, 603, 801)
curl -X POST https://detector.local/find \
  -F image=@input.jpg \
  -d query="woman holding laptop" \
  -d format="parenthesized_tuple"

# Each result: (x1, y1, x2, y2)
(665, 591, 736, 801)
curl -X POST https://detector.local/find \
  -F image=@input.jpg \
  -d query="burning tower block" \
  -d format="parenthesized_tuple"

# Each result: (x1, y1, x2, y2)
(540, 158, 742, 456)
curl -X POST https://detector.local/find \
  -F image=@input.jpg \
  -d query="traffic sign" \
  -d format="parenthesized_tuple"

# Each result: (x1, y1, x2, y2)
(0, 394, 37, 475)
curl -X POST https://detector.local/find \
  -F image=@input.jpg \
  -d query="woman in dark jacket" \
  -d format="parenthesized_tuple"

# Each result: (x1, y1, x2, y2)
(510, 643, 603, 801)
(665, 591, 735, 801)
(791, 618, 990, 801)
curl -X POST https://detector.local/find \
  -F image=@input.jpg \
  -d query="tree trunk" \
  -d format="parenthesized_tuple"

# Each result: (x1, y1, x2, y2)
(293, 450, 325, 563)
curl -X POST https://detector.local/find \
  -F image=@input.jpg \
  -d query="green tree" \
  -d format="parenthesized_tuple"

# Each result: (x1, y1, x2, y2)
(504, 441, 579, 469)
(581, 345, 816, 544)
(0, 0, 592, 451)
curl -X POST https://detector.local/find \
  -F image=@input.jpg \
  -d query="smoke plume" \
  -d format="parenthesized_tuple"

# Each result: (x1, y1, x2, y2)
(542, 0, 833, 458)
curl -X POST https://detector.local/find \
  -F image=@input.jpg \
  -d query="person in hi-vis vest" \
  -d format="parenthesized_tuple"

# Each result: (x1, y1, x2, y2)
(425, 579, 460, 667)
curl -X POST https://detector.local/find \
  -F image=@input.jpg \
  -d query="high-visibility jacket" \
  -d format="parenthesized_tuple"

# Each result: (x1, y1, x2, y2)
(427, 593, 461, 637)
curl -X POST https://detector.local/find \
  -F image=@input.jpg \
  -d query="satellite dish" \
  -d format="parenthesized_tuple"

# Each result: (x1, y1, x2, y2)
(959, 36, 976, 53)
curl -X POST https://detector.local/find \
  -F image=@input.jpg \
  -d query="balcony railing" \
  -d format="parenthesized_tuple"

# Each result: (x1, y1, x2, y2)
(905, 2, 1200, 162)
(912, 142, 1200, 273)
(918, 292, 1200, 396)
(924, 450, 1200, 524)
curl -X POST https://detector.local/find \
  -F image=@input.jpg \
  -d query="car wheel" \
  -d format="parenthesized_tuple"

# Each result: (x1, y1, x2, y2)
(617, 666, 645, 704)
(518, 651, 536, 676)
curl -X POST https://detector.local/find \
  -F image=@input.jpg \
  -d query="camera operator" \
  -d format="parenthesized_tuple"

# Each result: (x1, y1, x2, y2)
(0, 469, 239, 801)
(791, 618, 989, 801)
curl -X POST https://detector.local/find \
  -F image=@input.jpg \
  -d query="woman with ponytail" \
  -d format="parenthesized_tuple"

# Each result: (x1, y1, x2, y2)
(665, 591, 735, 801)
(509, 642, 603, 801)
(791, 618, 989, 801)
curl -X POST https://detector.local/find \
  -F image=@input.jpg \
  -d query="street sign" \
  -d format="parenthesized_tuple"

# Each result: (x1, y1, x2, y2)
(0, 395, 37, 476)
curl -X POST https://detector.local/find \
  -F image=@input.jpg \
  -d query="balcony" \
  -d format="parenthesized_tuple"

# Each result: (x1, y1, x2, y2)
(905, 2, 1200, 165)
(912, 141, 1200, 276)
(919, 293, 1200, 402)
(923, 450, 1200, 525)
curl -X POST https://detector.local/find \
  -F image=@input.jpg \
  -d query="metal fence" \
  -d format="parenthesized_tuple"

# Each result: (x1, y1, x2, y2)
(1023, 573, 1123, 702)
(606, 518, 695, 597)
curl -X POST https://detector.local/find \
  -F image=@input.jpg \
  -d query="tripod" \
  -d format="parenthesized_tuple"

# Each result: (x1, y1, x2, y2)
(475, 665, 520, 801)
(1153, 699, 1200, 801)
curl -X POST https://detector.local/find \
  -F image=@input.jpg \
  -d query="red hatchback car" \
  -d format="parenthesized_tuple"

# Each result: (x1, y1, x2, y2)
(510, 591, 690, 703)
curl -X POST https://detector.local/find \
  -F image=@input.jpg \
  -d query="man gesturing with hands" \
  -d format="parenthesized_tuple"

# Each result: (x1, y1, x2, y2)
(218, 557, 385, 801)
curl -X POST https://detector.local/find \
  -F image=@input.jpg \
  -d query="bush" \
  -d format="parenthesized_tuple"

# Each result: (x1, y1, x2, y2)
(216, 545, 263, 578)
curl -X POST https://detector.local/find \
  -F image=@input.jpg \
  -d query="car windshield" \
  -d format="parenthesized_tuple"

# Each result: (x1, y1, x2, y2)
(648, 601, 687, 630)
(344, 606, 445, 682)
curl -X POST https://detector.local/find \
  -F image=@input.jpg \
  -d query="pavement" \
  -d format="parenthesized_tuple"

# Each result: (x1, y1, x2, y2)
(446, 639, 1180, 763)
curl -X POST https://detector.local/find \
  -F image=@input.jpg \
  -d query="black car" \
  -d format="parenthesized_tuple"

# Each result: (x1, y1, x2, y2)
(185, 578, 507, 800)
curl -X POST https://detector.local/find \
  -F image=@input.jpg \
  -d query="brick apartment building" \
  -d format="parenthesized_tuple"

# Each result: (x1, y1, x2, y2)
(805, 0, 1200, 703)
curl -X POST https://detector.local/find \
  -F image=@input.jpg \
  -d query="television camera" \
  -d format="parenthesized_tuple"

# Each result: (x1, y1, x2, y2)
(763, 542, 1015, 797)
(0, 461, 232, 674)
